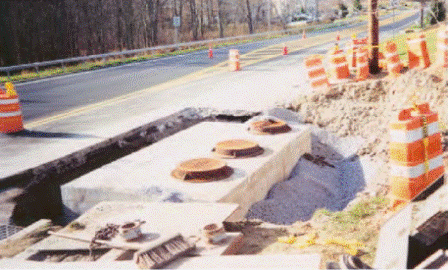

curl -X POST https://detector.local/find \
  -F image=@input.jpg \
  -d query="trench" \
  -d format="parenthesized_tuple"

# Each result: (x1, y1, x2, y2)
(0, 108, 259, 227)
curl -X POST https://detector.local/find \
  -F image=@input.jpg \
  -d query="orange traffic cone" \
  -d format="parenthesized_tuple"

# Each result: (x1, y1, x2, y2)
(208, 44, 213, 59)
(282, 44, 288, 55)
(336, 31, 341, 42)
(302, 29, 307, 39)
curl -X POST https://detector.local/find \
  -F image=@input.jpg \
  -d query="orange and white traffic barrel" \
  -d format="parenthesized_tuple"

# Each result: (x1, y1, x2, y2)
(389, 103, 444, 205)
(437, 26, 448, 67)
(346, 38, 358, 70)
(407, 34, 431, 69)
(0, 82, 24, 133)
(329, 46, 350, 81)
(304, 55, 330, 92)
(347, 37, 368, 70)
(355, 48, 369, 81)
(228, 49, 240, 71)
(385, 41, 403, 77)
(378, 52, 387, 69)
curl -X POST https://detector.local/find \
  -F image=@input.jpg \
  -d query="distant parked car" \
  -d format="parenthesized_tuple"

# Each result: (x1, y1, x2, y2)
(287, 14, 313, 27)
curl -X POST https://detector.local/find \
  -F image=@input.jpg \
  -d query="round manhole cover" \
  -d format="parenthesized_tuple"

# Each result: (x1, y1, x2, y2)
(249, 119, 291, 135)
(213, 139, 264, 158)
(171, 158, 233, 182)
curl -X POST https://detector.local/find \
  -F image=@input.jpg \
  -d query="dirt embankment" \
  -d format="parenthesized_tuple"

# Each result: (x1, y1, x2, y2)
(236, 69, 448, 268)
(292, 68, 448, 165)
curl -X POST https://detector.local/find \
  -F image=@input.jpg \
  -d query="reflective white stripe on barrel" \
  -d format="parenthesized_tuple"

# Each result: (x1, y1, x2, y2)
(356, 51, 367, 57)
(306, 65, 325, 73)
(309, 74, 328, 82)
(329, 62, 348, 68)
(390, 156, 443, 178)
(408, 38, 426, 44)
(357, 63, 369, 68)
(387, 62, 402, 70)
(0, 98, 19, 105)
(385, 52, 398, 59)
(389, 122, 439, 143)
(0, 111, 22, 117)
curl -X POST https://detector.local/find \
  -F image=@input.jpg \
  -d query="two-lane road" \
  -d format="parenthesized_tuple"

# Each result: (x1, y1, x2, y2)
(16, 10, 418, 123)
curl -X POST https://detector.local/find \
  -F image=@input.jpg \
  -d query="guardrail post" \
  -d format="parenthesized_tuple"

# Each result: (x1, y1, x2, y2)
(6, 71, 10, 80)
(34, 64, 39, 74)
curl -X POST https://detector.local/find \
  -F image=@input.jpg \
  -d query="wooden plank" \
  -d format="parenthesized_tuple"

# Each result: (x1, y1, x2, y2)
(374, 203, 412, 269)
(167, 254, 322, 269)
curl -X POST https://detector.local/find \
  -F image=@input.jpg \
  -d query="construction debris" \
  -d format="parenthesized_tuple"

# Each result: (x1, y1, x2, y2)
(134, 234, 195, 269)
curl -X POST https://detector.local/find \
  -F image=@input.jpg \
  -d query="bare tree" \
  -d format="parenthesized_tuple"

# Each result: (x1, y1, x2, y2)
(189, 0, 199, 40)
(246, 0, 254, 34)
(217, 0, 225, 37)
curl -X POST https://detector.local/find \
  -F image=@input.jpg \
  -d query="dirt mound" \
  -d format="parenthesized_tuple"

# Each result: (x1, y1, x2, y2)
(289, 69, 448, 164)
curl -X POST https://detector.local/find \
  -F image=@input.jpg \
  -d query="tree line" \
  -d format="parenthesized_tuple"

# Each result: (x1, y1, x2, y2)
(0, 0, 279, 67)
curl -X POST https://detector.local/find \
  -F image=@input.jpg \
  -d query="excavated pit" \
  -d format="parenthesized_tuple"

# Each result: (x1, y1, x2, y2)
(0, 108, 259, 226)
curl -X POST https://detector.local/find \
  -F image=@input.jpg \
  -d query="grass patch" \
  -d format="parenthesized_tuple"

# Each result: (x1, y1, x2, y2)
(0, 18, 362, 84)
(310, 195, 390, 266)
(260, 195, 391, 267)
(379, 25, 439, 64)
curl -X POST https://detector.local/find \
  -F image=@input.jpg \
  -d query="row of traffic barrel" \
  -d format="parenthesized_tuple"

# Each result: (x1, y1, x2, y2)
(304, 42, 372, 93)
(305, 25, 448, 93)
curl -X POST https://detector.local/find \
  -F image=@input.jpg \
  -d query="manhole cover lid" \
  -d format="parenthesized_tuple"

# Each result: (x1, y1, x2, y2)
(213, 139, 264, 158)
(177, 158, 226, 172)
(249, 119, 291, 135)
(172, 158, 233, 182)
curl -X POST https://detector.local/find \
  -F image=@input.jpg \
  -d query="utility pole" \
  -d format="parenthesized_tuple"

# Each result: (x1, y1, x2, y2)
(315, 0, 319, 21)
(368, 0, 380, 74)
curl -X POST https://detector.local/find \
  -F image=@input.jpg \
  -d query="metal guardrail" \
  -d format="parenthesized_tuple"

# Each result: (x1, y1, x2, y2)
(0, 18, 364, 78)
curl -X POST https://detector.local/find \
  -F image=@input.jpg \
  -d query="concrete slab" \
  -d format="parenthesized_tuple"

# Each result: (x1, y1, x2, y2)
(168, 254, 322, 269)
(14, 201, 239, 261)
(61, 122, 311, 217)
(0, 107, 183, 180)
(0, 219, 50, 245)
(0, 254, 322, 269)
(374, 203, 412, 269)
(0, 258, 134, 269)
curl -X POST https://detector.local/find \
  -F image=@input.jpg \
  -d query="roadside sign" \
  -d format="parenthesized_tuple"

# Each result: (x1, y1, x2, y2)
(173, 16, 181, 27)
(390, 0, 400, 7)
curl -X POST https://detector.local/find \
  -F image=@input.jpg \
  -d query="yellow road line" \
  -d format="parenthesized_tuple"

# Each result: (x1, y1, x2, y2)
(26, 68, 225, 128)
(26, 10, 416, 129)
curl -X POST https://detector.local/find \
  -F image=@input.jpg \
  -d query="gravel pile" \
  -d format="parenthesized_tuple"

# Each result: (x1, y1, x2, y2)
(246, 122, 372, 224)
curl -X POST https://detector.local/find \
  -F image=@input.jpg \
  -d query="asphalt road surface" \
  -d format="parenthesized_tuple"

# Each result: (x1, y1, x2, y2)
(16, 11, 419, 122)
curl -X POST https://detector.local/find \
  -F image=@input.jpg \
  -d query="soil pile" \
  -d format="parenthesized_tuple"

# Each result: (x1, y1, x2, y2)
(290, 69, 448, 165)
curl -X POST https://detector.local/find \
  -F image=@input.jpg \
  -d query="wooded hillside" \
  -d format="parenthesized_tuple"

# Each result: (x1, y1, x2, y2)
(0, 0, 282, 66)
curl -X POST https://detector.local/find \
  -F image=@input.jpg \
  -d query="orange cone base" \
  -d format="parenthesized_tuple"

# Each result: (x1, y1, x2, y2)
(229, 62, 240, 72)
(0, 115, 24, 133)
